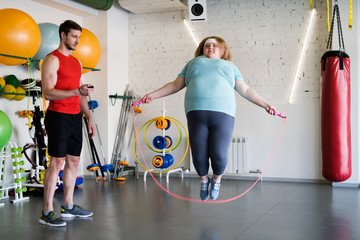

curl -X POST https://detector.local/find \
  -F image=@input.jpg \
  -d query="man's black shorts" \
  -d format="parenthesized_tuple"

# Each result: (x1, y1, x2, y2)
(45, 110, 83, 158)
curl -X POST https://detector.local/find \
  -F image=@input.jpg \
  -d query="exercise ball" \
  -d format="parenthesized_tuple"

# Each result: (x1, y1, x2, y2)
(0, 8, 41, 66)
(71, 28, 101, 74)
(34, 23, 60, 69)
(2, 84, 16, 99)
(0, 77, 5, 88)
(4, 75, 19, 88)
(13, 87, 26, 101)
(0, 110, 12, 149)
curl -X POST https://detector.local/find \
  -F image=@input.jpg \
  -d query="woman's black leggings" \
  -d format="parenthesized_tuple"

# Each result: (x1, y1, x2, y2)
(186, 110, 234, 176)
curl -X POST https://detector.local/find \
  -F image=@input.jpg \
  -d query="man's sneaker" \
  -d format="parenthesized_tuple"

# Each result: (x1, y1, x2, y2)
(210, 178, 221, 200)
(61, 204, 93, 218)
(200, 178, 210, 201)
(39, 211, 66, 227)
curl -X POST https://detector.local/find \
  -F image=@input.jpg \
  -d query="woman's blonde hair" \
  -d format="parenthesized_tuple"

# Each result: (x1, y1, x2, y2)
(194, 36, 232, 61)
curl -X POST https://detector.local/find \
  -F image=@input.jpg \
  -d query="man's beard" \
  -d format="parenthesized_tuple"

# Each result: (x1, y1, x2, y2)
(65, 42, 76, 51)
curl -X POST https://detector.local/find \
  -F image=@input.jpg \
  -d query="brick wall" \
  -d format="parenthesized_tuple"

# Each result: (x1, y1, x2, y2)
(128, 0, 328, 105)
(126, 0, 332, 179)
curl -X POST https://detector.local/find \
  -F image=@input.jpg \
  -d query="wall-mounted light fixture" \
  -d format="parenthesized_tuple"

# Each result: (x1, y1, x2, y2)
(183, 18, 199, 46)
(289, 9, 316, 104)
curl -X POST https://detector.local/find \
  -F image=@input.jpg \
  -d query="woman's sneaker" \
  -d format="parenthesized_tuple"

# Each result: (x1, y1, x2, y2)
(61, 204, 93, 218)
(200, 178, 210, 201)
(39, 211, 66, 227)
(210, 178, 221, 200)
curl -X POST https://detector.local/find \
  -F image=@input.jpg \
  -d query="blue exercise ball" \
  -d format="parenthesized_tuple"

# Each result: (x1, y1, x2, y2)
(34, 23, 60, 69)
(0, 110, 12, 149)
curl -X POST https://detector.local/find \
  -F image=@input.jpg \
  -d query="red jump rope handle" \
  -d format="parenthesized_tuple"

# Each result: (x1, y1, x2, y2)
(132, 100, 144, 106)
(275, 112, 286, 118)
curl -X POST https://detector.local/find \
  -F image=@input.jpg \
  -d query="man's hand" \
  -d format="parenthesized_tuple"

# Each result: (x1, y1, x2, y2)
(78, 84, 94, 96)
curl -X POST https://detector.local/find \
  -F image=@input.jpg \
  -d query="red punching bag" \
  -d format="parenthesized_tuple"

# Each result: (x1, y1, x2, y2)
(321, 4, 351, 182)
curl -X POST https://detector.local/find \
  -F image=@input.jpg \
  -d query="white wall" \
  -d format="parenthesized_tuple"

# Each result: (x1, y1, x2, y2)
(106, 1, 129, 166)
(0, 0, 83, 172)
(0, 0, 129, 177)
(81, 1, 129, 176)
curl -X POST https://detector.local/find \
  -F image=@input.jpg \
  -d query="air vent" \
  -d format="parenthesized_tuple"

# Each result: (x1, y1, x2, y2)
(118, 0, 187, 14)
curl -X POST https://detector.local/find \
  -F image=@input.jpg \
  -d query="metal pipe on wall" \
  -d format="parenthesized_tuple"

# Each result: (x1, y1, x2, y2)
(72, 0, 113, 11)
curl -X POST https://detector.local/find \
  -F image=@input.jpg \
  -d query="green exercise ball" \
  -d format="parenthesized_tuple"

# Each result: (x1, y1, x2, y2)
(4, 74, 19, 88)
(0, 110, 12, 149)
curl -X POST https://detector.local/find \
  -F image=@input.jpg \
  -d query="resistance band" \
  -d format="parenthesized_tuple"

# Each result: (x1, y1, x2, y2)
(132, 103, 286, 203)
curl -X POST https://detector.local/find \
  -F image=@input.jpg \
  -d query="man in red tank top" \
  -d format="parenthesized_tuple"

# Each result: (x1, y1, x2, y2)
(40, 20, 95, 227)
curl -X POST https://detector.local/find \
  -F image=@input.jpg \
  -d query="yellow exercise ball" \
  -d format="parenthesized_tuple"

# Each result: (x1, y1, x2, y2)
(13, 87, 26, 101)
(0, 8, 41, 66)
(71, 28, 101, 74)
(2, 84, 16, 99)
(0, 77, 5, 88)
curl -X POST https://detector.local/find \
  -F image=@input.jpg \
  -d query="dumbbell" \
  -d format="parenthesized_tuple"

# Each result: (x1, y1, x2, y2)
(155, 117, 171, 130)
(15, 177, 26, 183)
(15, 187, 27, 194)
(14, 169, 25, 174)
(11, 147, 23, 153)
(13, 161, 25, 166)
(153, 136, 173, 150)
(152, 154, 174, 168)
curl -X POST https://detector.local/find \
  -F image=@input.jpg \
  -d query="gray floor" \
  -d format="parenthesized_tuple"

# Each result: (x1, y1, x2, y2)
(1, 175, 360, 240)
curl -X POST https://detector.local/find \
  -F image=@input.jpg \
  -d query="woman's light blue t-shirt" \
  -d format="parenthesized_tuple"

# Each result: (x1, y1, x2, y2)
(178, 56, 243, 117)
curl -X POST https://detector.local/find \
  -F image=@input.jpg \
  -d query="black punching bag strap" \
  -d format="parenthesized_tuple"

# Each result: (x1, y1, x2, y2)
(326, 3, 345, 52)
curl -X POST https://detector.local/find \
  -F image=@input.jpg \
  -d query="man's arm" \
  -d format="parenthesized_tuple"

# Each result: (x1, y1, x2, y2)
(80, 96, 95, 138)
(41, 55, 93, 100)
(41, 54, 81, 100)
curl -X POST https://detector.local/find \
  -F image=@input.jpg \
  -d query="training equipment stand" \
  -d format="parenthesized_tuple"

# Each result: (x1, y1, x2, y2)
(111, 87, 139, 181)
(0, 142, 29, 204)
(144, 101, 183, 183)
(19, 106, 49, 190)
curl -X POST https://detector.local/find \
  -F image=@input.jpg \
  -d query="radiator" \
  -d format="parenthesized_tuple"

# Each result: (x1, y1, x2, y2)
(189, 137, 250, 174)
(225, 137, 249, 174)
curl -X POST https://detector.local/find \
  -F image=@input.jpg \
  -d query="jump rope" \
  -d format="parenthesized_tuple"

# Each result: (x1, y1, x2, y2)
(131, 99, 286, 203)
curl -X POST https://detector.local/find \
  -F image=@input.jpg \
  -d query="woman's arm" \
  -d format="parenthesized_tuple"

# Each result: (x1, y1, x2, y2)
(142, 77, 186, 103)
(235, 80, 276, 115)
